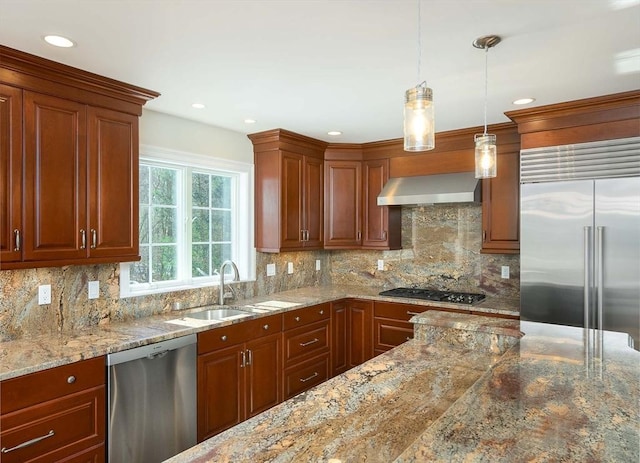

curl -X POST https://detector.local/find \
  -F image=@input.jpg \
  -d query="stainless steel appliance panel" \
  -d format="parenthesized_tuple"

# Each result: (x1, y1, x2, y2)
(596, 177, 640, 347)
(521, 180, 594, 328)
(108, 334, 196, 463)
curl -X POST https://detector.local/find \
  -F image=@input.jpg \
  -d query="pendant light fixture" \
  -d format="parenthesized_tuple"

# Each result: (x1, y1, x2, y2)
(473, 35, 501, 179)
(404, 0, 434, 152)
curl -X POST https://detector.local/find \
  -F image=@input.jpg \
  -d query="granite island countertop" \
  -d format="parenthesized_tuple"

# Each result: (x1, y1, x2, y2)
(166, 315, 639, 463)
(0, 285, 518, 381)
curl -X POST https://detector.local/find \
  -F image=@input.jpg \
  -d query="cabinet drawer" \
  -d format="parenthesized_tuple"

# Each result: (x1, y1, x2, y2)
(283, 320, 330, 366)
(1, 356, 105, 414)
(57, 443, 105, 463)
(198, 314, 282, 354)
(283, 354, 329, 400)
(0, 386, 105, 463)
(283, 302, 330, 330)
(374, 301, 426, 321)
(374, 318, 414, 352)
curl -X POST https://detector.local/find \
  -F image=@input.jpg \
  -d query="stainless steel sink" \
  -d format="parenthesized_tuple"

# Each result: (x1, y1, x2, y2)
(186, 308, 250, 321)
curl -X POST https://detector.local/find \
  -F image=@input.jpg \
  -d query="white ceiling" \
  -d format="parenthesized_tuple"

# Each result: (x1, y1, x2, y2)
(1, 0, 639, 144)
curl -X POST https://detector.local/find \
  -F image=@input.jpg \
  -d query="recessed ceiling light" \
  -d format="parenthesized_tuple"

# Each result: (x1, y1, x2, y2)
(43, 35, 75, 48)
(191, 103, 205, 109)
(512, 98, 535, 105)
(244, 119, 256, 124)
(327, 131, 342, 136)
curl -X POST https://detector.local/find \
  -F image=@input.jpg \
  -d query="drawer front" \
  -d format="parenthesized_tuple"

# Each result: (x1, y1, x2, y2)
(1, 356, 105, 414)
(0, 386, 105, 463)
(283, 302, 330, 330)
(198, 314, 282, 354)
(374, 318, 414, 351)
(57, 443, 105, 463)
(283, 355, 329, 400)
(374, 301, 425, 321)
(283, 320, 330, 366)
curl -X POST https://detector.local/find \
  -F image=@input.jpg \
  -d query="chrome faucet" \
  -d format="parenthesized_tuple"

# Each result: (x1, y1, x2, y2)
(219, 260, 240, 305)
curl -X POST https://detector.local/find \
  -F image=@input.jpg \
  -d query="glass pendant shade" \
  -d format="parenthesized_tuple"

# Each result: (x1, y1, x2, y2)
(474, 133, 497, 179)
(404, 84, 434, 151)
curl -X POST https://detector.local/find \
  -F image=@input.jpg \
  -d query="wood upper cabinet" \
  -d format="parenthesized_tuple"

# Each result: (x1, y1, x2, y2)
(362, 158, 401, 249)
(250, 129, 327, 252)
(0, 83, 22, 264)
(324, 160, 362, 248)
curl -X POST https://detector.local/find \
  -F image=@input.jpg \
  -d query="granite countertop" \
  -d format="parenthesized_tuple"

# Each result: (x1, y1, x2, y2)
(0, 285, 518, 381)
(167, 315, 639, 463)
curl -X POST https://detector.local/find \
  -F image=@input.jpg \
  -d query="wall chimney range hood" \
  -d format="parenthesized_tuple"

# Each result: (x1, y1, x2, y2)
(377, 172, 481, 206)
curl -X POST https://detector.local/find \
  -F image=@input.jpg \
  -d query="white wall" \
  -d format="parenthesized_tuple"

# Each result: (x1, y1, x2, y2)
(139, 109, 254, 163)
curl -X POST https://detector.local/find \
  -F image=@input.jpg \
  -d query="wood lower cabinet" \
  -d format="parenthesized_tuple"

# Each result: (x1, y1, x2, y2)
(373, 301, 417, 356)
(331, 299, 374, 376)
(0, 356, 106, 463)
(197, 314, 282, 441)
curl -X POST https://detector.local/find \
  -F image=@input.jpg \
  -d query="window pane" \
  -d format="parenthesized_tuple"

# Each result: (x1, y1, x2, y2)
(152, 245, 177, 281)
(130, 246, 150, 284)
(151, 207, 177, 243)
(212, 243, 232, 272)
(212, 210, 232, 242)
(192, 209, 210, 242)
(151, 168, 177, 205)
(139, 165, 150, 205)
(192, 173, 209, 208)
(192, 244, 210, 277)
(139, 207, 149, 244)
(211, 175, 231, 209)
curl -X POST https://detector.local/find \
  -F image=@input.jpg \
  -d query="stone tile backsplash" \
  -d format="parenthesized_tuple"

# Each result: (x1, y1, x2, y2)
(0, 204, 518, 341)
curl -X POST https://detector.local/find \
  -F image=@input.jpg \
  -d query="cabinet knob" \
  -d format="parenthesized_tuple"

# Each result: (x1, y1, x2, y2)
(67, 375, 76, 384)
(319, 310, 324, 315)
(221, 335, 227, 341)
(295, 316, 300, 322)
(263, 324, 269, 330)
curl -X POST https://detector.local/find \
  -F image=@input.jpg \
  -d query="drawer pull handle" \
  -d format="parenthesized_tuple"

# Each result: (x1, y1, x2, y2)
(299, 338, 319, 347)
(295, 316, 301, 322)
(406, 311, 421, 316)
(299, 372, 319, 383)
(1, 430, 55, 454)
(67, 375, 76, 384)
(221, 335, 228, 341)
(263, 324, 269, 330)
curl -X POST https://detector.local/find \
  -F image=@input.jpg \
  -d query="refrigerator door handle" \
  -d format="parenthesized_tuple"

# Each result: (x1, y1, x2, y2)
(596, 226, 604, 360)
(583, 226, 592, 372)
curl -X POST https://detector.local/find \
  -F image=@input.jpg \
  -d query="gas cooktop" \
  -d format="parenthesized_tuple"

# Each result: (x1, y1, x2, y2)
(378, 288, 486, 305)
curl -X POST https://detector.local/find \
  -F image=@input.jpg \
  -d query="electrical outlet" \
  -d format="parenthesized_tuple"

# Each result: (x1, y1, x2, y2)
(287, 262, 294, 274)
(501, 266, 510, 279)
(315, 259, 321, 271)
(266, 263, 276, 277)
(38, 284, 52, 305)
(377, 259, 384, 271)
(88, 280, 99, 299)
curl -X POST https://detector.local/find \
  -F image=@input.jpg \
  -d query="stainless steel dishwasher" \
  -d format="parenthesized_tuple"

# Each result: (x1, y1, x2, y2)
(107, 334, 197, 463)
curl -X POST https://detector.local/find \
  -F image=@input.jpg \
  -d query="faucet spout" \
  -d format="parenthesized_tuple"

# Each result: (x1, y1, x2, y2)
(219, 260, 240, 305)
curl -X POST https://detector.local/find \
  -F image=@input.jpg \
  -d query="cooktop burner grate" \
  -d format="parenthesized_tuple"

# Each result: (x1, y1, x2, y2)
(378, 288, 486, 305)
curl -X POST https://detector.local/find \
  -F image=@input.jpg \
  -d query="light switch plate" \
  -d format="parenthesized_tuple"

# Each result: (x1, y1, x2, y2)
(88, 280, 99, 299)
(38, 284, 51, 305)
(501, 266, 510, 279)
(377, 259, 384, 271)
(315, 259, 321, 271)
(287, 262, 294, 274)
(266, 263, 276, 277)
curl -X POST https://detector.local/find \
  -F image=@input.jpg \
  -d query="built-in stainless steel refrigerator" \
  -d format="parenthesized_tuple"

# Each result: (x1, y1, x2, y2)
(520, 137, 640, 351)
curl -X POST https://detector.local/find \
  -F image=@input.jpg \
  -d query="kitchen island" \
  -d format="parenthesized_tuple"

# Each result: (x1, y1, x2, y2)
(166, 313, 639, 463)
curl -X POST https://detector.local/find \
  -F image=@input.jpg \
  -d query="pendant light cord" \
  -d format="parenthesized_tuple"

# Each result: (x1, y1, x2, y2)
(417, 0, 421, 84)
(483, 46, 488, 135)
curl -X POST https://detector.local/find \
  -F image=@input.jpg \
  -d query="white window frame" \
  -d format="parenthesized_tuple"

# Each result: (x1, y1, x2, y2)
(120, 145, 255, 298)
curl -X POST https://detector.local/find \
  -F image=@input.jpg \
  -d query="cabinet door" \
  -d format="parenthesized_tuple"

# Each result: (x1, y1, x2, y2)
(362, 159, 401, 249)
(0, 84, 22, 263)
(197, 345, 244, 441)
(330, 300, 348, 377)
(23, 91, 87, 261)
(347, 299, 374, 368)
(281, 151, 304, 249)
(245, 333, 281, 419)
(482, 149, 520, 253)
(303, 156, 323, 248)
(87, 107, 138, 259)
(324, 160, 361, 248)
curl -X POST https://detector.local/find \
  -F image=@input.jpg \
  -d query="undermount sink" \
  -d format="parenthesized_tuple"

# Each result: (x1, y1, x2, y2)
(186, 308, 250, 321)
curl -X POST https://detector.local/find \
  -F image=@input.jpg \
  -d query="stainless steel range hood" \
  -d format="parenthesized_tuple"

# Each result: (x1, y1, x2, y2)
(377, 172, 481, 206)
